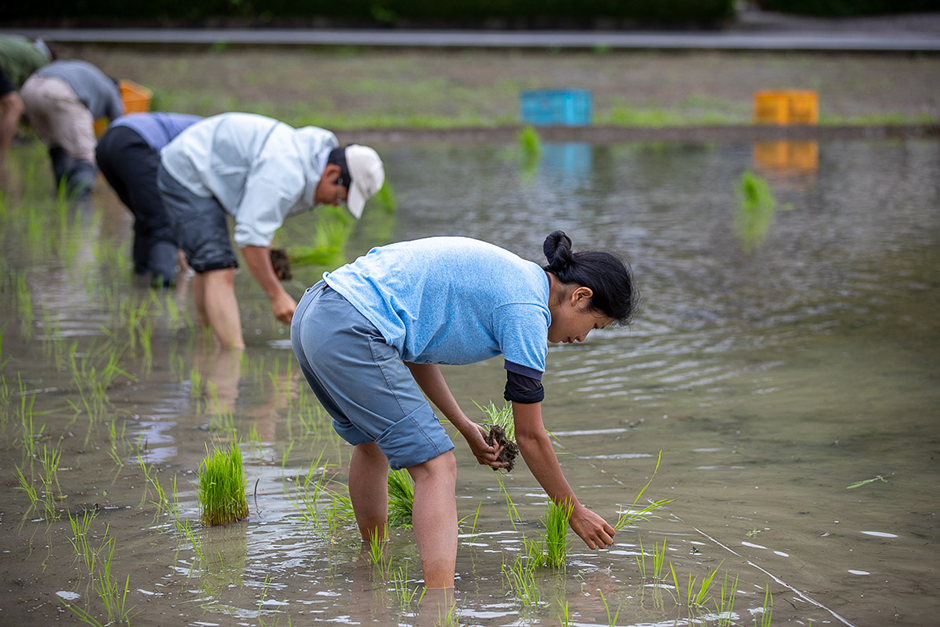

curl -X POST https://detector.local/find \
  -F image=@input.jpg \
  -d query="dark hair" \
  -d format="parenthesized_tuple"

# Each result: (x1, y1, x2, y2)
(542, 230, 638, 325)
(326, 146, 352, 188)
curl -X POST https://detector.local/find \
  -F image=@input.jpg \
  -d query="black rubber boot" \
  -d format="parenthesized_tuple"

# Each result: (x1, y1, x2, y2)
(148, 240, 178, 288)
(66, 159, 98, 200)
(49, 146, 73, 189)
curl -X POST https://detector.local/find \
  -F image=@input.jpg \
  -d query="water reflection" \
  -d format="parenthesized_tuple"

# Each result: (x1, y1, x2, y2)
(539, 142, 594, 186)
(753, 140, 818, 192)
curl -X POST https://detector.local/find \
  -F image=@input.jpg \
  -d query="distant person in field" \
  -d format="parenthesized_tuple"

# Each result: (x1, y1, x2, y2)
(20, 59, 123, 198)
(291, 231, 637, 592)
(95, 112, 202, 288)
(0, 36, 52, 157)
(157, 112, 385, 349)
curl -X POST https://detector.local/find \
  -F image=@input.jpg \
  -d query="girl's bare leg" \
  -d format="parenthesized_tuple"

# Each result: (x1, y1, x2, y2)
(408, 451, 458, 589)
(349, 442, 389, 541)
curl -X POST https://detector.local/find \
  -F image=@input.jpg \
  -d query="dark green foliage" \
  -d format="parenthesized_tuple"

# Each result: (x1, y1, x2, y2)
(3, 0, 735, 24)
(762, 0, 939, 16)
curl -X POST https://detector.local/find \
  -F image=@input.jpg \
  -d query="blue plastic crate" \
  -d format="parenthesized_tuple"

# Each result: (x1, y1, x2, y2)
(520, 89, 593, 126)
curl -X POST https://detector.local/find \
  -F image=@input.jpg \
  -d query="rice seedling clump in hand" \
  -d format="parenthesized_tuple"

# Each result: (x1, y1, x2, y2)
(270, 248, 291, 280)
(485, 424, 519, 472)
(475, 401, 519, 472)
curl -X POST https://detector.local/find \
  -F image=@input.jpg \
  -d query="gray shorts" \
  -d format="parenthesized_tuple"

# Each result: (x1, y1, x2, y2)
(156, 165, 238, 273)
(290, 281, 454, 470)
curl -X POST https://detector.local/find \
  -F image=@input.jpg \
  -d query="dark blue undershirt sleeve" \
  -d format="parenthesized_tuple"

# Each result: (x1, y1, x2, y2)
(504, 360, 544, 404)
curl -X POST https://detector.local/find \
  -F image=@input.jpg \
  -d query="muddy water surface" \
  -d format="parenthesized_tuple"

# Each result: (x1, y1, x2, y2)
(1, 138, 938, 626)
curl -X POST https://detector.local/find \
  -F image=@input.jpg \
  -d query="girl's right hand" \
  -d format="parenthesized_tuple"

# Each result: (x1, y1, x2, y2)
(569, 504, 615, 549)
(461, 423, 507, 469)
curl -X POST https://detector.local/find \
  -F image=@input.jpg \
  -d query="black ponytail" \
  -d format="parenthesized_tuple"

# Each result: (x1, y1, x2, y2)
(542, 230, 638, 324)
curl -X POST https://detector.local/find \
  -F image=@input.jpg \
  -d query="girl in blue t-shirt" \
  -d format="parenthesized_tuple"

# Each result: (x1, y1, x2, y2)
(291, 230, 637, 591)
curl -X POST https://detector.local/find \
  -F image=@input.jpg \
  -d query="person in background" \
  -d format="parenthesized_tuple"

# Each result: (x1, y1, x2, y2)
(157, 112, 385, 350)
(96, 112, 202, 288)
(0, 36, 52, 157)
(291, 231, 637, 592)
(20, 59, 123, 198)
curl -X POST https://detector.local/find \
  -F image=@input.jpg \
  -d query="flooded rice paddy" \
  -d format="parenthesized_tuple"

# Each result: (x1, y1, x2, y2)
(1, 136, 938, 626)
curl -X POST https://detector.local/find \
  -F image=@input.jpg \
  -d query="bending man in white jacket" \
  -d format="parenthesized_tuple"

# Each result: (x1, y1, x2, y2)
(158, 112, 385, 349)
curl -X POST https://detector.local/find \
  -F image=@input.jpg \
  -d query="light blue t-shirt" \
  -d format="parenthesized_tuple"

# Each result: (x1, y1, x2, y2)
(324, 237, 551, 377)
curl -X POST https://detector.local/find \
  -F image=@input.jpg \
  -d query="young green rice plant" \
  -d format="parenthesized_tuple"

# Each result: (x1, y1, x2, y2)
(435, 598, 461, 627)
(493, 471, 522, 528)
(92, 536, 133, 625)
(672, 560, 723, 609)
(287, 205, 356, 268)
(502, 554, 540, 608)
(390, 564, 423, 613)
(0, 373, 11, 424)
(474, 399, 514, 439)
(714, 573, 739, 627)
(374, 178, 397, 213)
(368, 528, 389, 577)
(518, 125, 542, 171)
(180, 518, 206, 564)
(735, 169, 790, 253)
(67, 343, 136, 425)
(522, 534, 546, 569)
(757, 585, 773, 627)
(557, 598, 571, 627)
(39, 442, 63, 520)
(598, 589, 621, 627)
(692, 563, 722, 607)
(63, 524, 135, 626)
(197, 440, 249, 526)
(388, 468, 415, 528)
(280, 439, 295, 470)
(295, 402, 327, 437)
(107, 420, 126, 468)
(847, 475, 888, 489)
(614, 451, 673, 531)
(16, 271, 34, 342)
(68, 507, 98, 564)
(15, 377, 42, 460)
(0, 325, 8, 372)
(460, 501, 483, 536)
(207, 385, 236, 435)
(294, 471, 354, 543)
(634, 534, 648, 579)
(14, 464, 39, 519)
(541, 500, 573, 569)
(652, 540, 667, 581)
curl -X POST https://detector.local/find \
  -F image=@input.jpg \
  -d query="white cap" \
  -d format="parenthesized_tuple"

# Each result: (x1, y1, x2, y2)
(345, 145, 385, 219)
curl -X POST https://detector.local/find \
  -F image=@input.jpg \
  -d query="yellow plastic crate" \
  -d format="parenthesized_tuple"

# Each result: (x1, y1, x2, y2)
(754, 90, 818, 125)
(94, 79, 153, 137)
(119, 79, 152, 114)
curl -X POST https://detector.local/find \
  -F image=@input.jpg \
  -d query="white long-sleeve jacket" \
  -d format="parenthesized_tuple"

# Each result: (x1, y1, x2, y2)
(160, 112, 338, 248)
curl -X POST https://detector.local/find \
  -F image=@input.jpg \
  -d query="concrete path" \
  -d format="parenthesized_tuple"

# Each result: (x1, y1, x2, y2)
(3, 10, 940, 51)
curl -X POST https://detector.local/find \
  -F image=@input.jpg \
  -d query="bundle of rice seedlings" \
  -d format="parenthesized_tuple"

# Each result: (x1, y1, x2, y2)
(198, 440, 248, 526)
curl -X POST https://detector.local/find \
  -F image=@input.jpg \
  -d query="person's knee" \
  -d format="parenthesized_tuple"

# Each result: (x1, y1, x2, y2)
(408, 451, 457, 485)
(356, 441, 387, 464)
(204, 267, 236, 288)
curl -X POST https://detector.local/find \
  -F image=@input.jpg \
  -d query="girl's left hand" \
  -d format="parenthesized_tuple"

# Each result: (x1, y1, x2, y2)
(461, 423, 507, 469)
